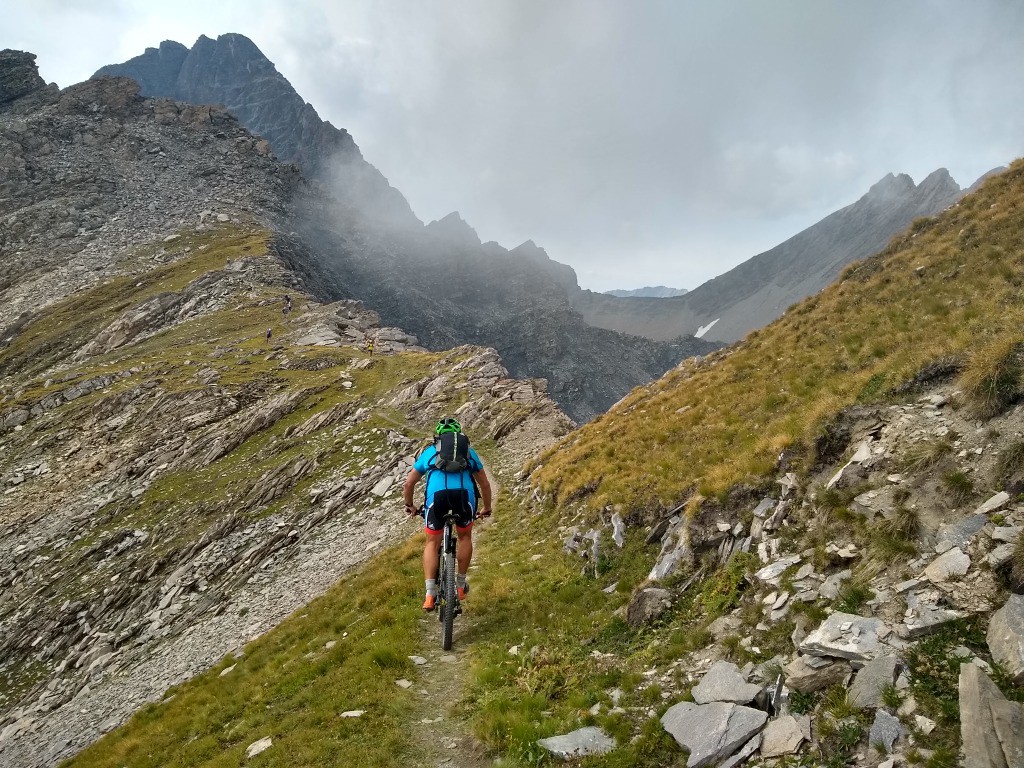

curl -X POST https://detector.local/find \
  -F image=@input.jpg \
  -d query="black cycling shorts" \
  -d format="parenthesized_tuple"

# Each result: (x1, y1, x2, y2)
(424, 488, 475, 534)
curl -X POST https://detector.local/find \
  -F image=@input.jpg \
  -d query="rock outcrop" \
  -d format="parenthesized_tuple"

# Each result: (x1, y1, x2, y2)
(0, 50, 48, 105)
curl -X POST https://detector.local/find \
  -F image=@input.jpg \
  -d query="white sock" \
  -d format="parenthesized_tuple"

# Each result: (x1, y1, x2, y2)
(425, 579, 437, 596)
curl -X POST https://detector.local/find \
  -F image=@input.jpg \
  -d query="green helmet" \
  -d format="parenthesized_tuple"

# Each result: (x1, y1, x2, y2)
(435, 417, 462, 436)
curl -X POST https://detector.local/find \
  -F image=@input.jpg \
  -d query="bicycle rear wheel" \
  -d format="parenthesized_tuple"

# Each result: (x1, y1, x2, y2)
(440, 547, 456, 650)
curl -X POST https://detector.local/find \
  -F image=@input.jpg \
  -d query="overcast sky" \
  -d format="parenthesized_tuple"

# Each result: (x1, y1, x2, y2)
(7, 1, 1024, 291)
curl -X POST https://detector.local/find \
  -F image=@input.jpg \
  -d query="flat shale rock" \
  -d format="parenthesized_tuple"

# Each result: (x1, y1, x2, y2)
(661, 701, 767, 768)
(760, 714, 804, 758)
(799, 612, 893, 662)
(987, 594, 1024, 684)
(536, 726, 615, 759)
(691, 661, 761, 705)
(849, 655, 898, 709)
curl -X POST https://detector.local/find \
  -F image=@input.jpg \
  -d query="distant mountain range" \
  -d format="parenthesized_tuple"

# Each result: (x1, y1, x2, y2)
(605, 286, 688, 298)
(571, 168, 977, 343)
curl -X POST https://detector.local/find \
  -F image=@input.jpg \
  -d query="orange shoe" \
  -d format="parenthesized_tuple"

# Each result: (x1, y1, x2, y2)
(422, 594, 436, 611)
(457, 585, 468, 601)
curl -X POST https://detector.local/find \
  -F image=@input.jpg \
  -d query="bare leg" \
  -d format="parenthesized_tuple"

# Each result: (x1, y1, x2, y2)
(423, 534, 442, 580)
(456, 528, 473, 575)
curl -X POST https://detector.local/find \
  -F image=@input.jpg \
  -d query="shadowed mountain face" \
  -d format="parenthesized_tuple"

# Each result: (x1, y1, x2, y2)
(572, 170, 965, 343)
(94, 35, 718, 422)
(94, 34, 417, 229)
(279, 208, 719, 423)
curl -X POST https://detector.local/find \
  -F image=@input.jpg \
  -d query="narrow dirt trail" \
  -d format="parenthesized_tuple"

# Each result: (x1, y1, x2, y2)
(405, 607, 494, 768)
(405, 469, 502, 768)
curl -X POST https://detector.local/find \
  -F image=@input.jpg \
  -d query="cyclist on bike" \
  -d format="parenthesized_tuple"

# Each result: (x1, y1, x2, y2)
(402, 418, 493, 611)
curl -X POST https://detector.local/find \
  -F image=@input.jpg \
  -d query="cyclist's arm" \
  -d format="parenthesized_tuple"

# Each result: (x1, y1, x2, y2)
(473, 469, 492, 514)
(403, 469, 423, 513)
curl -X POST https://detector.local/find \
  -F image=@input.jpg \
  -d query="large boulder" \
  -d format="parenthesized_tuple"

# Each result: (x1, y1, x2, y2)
(691, 661, 761, 705)
(661, 701, 767, 768)
(959, 663, 1024, 768)
(848, 655, 898, 709)
(784, 654, 852, 693)
(987, 595, 1024, 684)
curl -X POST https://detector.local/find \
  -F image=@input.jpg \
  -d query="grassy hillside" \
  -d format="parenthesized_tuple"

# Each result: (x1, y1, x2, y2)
(532, 160, 1024, 513)
(62, 478, 688, 768)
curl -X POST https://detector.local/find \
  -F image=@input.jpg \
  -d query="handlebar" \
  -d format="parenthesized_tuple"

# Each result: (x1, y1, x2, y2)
(404, 505, 492, 519)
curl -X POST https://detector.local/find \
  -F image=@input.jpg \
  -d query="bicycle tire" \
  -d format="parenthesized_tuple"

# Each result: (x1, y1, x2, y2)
(440, 548, 456, 650)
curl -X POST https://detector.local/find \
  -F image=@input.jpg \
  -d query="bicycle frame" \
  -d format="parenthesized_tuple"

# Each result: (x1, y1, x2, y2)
(435, 509, 461, 649)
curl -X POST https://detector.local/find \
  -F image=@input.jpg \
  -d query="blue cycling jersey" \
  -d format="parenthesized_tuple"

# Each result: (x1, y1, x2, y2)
(414, 444, 484, 507)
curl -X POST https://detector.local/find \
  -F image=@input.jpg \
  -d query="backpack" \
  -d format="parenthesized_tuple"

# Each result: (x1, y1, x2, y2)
(417, 433, 482, 512)
(433, 431, 471, 472)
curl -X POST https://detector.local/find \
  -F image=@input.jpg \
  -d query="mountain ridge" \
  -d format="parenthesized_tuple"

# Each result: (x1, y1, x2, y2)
(94, 34, 419, 229)
(570, 166, 967, 342)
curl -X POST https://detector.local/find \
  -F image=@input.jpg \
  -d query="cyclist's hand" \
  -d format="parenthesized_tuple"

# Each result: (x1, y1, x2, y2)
(477, 508, 492, 519)
(404, 503, 419, 518)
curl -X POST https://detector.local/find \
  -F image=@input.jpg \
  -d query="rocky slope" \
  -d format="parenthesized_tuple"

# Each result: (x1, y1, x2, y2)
(574, 169, 967, 343)
(531, 377, 1024, 767)
(515, 158, 1024, 766)
(0, 220, 570, 765)
(93, 35, 720, 423)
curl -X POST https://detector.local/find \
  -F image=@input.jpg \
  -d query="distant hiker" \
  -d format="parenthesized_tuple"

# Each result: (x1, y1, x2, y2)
(266, 327, 272, 343)
(365, 338, 374, 355)
(403, 418, 492, 611)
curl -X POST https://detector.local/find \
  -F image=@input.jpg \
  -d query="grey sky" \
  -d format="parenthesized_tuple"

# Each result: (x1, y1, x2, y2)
(7, 1, 1024, 290)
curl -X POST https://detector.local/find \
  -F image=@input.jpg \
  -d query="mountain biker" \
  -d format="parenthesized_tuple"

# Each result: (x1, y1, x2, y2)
(402, 418, 492, 611)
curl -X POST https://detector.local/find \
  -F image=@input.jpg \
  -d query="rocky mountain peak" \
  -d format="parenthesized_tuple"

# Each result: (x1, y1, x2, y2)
(510, 240, 580, 294)
(864, 171, 916, 202)
(424, 211, 481, 247)
(0, 49, 47, 106)
(917, 167, 960, 196)
(94, 34, 418, 228)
